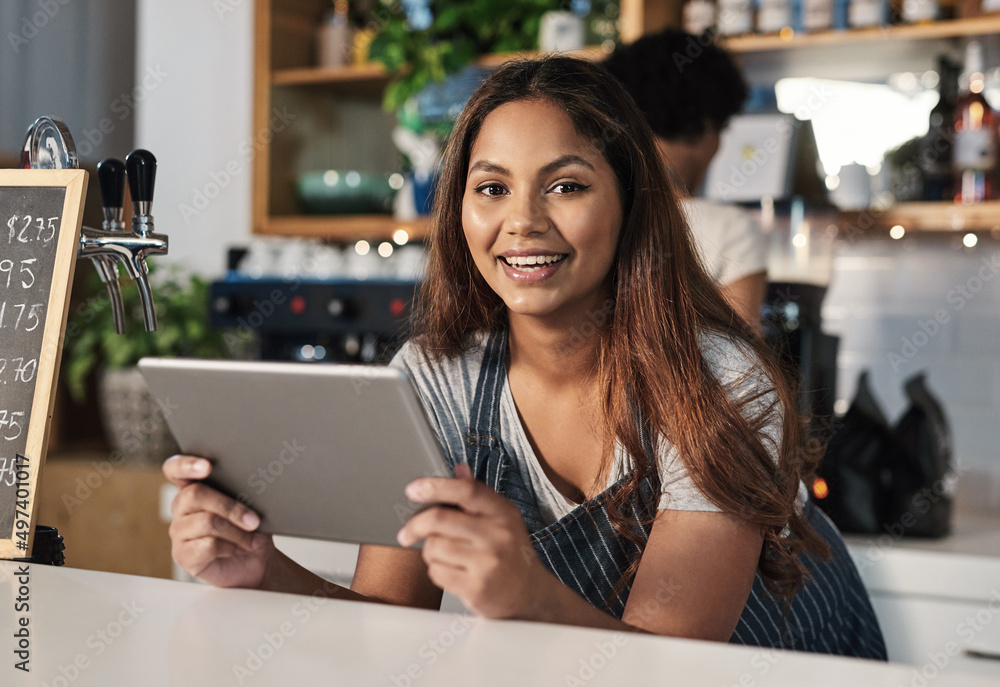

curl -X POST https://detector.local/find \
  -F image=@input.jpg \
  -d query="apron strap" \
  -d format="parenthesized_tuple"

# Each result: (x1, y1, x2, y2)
(463, 328, 546, 532)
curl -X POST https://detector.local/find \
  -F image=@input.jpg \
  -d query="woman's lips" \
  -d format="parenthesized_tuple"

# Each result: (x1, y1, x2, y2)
(497, 255, 566, 283)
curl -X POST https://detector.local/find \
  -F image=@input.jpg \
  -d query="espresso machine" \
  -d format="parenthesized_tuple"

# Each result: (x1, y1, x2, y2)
(209, 243, 421, 364)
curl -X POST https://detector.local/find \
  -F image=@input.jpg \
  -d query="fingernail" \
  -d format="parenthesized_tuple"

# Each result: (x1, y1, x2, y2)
(405, 481, 428, 500)
(242, 511, 260, 529)
(192, 459, 210, 476)
(396, 529, 410, 546)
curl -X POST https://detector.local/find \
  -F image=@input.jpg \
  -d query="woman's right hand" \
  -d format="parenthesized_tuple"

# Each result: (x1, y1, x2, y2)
(163, 454, 276, 589)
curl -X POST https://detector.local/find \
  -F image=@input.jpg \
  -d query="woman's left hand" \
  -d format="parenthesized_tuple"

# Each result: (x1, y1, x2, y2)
(397, 463, 550, 619)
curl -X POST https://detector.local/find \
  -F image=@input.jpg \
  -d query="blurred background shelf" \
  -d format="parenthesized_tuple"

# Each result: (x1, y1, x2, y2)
(724, 15, 1000, 53)
(841, 201, 1000, 232)
(260, 214, 430, 240)
(271, 45, 614, 89)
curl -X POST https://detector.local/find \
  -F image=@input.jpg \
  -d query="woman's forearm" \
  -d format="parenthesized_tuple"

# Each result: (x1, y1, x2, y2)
(258, 549, 380, 603)
(521, 569, 649, 634)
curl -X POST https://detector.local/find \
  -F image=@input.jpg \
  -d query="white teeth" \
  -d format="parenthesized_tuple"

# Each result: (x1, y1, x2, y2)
(503, 254, 566, 267)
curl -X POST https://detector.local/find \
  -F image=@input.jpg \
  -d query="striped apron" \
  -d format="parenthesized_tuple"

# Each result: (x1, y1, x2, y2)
(462, 330, 886, 659)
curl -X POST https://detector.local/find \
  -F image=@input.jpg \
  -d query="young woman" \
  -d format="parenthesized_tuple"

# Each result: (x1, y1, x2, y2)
(163, 57, 885, 658)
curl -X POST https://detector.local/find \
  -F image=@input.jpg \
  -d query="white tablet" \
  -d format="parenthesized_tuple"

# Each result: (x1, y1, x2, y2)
(138, 357, 451, 548)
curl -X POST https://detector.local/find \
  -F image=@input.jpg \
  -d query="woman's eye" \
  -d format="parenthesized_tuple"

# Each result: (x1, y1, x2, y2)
(550, 182, 588, 194)
(475, 183, 507, 197)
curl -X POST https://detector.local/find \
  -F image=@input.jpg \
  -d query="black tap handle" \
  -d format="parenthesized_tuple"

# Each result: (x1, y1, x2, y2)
(97, 158, 126, 209)
(125, 149, 157, 205)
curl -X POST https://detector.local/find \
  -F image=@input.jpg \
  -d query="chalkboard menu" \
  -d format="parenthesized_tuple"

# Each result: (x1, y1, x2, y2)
(0, 169, 87, 560)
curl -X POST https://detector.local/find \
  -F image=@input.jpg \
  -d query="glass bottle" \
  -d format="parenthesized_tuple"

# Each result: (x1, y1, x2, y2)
(953, 41, 998, 204)
(684, 0, 718, 35)
(921, 56, 960, 202)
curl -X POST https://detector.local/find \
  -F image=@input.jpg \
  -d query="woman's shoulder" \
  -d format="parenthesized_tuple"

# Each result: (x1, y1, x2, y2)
(390, 332, 492, 414)
(389, 332, 494, 467)
(391, 331, 490, 377)
(698, 330, 770, 386)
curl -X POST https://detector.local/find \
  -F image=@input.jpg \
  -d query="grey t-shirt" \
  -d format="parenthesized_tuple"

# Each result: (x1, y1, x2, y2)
(391, 331, 805, 527)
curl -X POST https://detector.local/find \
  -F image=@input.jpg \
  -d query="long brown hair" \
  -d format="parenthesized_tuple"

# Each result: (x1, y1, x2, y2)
(411, 56, 827, 602)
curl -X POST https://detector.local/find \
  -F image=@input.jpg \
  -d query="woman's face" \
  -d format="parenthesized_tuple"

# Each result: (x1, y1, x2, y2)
(462, 98, 623, 326)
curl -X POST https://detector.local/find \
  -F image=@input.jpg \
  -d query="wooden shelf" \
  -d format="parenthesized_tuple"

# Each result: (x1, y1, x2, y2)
(256, 214, 431, 240)
(842, 201, 1000, 233)
(723, 15, 1000, 53)
(272, 61, 390, 87)
(271, 45, 614, 88)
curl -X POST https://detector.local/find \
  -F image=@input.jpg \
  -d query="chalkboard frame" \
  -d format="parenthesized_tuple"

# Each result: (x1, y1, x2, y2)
(0, 169, 88, 560)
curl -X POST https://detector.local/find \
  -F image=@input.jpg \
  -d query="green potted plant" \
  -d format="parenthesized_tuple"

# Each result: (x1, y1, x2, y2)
(368, 0, 553, 112)
(62, 264, 232, 464)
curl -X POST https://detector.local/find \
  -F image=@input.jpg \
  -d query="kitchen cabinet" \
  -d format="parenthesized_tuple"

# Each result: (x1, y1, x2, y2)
(845, 508, 1000, 678)
(252, 2, 1000, 240)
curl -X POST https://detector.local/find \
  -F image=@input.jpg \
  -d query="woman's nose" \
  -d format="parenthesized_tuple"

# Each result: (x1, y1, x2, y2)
(505, 192, 548, 236)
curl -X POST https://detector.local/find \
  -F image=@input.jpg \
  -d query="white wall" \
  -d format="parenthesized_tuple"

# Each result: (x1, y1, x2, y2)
(135, 0, 254, 277)
(822, 236, 1000, 511)
(0, 0, 135, 161)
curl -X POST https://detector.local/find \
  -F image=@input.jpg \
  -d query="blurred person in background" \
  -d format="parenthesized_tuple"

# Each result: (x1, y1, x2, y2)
(604, 29, 767, 331)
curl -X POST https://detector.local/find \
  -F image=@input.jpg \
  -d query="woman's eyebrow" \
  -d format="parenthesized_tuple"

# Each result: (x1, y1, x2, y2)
(468, 160, 509, 176)
(468, 155, 596, 178)
(539, 155, 595, 176)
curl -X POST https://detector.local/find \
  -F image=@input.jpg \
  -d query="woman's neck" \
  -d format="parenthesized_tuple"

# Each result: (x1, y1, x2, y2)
(506, 309, 607, 389)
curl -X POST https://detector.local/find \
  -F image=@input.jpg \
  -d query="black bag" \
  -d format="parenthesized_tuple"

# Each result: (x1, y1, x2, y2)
(886, 373, 955, 538)
(815, 371, 892, 534)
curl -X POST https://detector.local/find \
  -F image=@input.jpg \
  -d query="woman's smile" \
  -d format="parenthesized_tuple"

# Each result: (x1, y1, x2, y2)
(498, 251, 568, 281)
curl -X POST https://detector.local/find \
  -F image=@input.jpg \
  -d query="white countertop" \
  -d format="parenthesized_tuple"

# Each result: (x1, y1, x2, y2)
(3, 561, 998, 686)
(844, 508, 1000, 601)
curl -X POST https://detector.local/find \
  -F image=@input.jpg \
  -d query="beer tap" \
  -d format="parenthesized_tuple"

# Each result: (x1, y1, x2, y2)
(90, 158, 128, 334)
(77, 150, 168, 331)
(125, 149, 167, 331)
(21, 117, 170, 333)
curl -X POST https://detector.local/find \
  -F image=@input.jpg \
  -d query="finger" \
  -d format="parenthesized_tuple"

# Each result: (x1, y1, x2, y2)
(421, 534, 475, 570)
(172, 482, 261, 532)
(454, 462, 473, 480)
(424, 559, 467, 597)
(173, 535, 242, 575)
(162, 454, 212, 487)
(171, 511, 261, 552)
(398, 505, 479, 547)
(404, 475, 507, 517)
